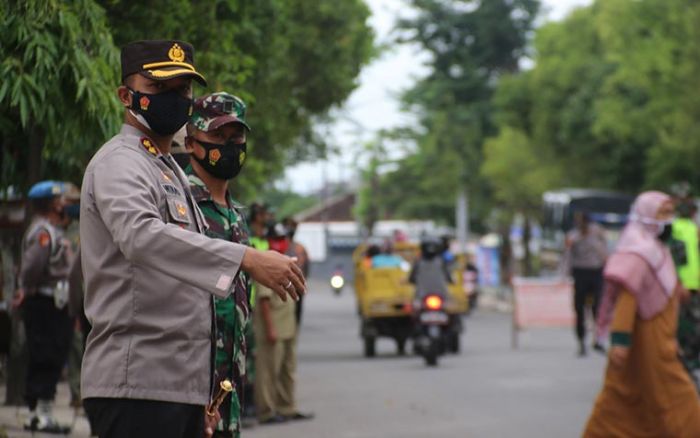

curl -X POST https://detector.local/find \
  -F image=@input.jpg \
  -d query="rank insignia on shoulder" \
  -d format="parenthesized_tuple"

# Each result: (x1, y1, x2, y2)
(141, 138, 158, 156)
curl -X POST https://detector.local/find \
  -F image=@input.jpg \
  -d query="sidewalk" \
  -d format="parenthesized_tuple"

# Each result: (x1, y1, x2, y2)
(0, 383, 91, 438)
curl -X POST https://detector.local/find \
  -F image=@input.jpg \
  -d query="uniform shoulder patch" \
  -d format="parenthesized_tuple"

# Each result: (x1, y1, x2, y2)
(37, 231, 51, 248)
(141, 137, 158, 156)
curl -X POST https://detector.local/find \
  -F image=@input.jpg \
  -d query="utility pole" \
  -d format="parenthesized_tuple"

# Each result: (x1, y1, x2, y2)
(456, 188, 468, 254)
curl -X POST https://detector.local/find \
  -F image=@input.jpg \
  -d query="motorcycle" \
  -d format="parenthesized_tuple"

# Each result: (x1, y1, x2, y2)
(330, 269, 345, 296)
(414, 293, 449, 366)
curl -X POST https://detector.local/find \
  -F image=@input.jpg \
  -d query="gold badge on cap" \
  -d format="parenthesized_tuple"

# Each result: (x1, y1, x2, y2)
(168, 43, 186, 62)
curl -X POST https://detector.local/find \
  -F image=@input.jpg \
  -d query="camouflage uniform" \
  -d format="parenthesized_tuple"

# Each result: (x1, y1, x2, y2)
(186, 166, 250, 437)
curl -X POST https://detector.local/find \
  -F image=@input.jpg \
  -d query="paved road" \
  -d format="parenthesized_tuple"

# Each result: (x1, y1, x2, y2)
(0, 279, 607, 437)
(245, 282, 606, 438)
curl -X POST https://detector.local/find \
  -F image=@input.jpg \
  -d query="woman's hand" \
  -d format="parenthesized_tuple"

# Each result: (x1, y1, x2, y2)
(609, 346, 630, 367)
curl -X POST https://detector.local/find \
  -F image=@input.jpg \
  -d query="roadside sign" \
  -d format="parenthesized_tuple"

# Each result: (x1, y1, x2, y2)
(511, 277, 575, 348)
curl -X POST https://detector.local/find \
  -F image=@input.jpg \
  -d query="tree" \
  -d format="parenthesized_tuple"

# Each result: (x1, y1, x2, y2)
(99, 0, 375, 198)
(0, 0, 121, 191)
(1, 0, 374, 198)
(488, 0, 700, 199)
(378, 0, 540, 227)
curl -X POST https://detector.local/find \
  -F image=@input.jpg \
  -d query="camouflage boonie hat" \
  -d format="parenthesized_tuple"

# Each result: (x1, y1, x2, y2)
(191, 92, 250, 132)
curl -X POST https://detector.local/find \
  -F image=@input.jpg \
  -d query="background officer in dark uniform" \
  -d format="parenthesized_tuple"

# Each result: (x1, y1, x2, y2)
(80, 40, 305, 438)
(15, 181, 74, 433)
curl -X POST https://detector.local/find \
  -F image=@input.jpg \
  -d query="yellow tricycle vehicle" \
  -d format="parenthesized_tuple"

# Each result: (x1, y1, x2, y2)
(353, 243, 414, 357)
(353, 242, 469, 357)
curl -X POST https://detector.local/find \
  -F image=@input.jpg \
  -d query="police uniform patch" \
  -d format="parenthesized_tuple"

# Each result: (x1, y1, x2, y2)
(141, 138, 158, 156)
(176, 202, 188, 219)
(38, 231, 50, 248)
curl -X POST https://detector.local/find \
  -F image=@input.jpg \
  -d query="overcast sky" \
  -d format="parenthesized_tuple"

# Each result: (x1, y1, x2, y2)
(280, 0, 592, 194)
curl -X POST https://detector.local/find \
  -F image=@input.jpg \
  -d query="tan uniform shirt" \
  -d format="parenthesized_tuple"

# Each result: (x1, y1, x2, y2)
(80, 124, 247, 405)
(254, 284, 296, 340)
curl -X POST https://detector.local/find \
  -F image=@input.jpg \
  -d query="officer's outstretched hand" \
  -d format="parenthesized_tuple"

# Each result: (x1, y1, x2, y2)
(242, 248, 306, 301)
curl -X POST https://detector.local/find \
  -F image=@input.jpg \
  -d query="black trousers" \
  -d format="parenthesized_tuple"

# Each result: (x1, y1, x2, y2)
(84, 398, 205, 438)
(23, 295, 72, 409)
(572, 268, 604, 342)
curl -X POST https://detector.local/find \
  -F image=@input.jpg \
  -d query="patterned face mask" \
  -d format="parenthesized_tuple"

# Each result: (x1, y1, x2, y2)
(129, 88, 193, 136)
(192, 138, 247, 180)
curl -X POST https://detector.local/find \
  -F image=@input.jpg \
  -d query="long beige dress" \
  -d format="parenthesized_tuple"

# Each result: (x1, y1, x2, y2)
(584, 291, 700, 437)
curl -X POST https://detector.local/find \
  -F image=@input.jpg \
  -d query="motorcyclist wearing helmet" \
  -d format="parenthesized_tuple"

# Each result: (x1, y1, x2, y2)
(409, 236, 453, 300)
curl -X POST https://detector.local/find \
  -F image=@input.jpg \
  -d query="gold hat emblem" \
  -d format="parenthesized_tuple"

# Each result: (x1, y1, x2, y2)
(168, 43, 186, 62)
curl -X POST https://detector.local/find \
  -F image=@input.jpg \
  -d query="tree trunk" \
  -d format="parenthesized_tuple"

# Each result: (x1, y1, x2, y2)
(26, 128, 45, 187)
(523, 216, 533, 276)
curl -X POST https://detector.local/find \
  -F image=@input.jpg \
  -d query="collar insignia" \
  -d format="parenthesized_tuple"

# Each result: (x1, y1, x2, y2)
(141, 138, 158, 156)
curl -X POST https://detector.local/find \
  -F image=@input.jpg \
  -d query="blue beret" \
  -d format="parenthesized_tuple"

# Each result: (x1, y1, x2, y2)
(27, 181, 66, 199)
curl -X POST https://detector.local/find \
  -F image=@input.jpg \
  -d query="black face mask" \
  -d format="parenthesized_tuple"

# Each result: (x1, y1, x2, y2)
(193, 139, 246, 180)
(129, 88, 193, 136)
(64, 204, 80, 220)
(658, 223, 673, 242)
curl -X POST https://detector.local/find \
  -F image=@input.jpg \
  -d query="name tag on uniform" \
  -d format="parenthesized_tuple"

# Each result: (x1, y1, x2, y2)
(161, 183, 181, 197)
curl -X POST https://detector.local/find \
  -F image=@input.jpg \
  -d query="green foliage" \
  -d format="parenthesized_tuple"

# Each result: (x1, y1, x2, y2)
(379, 0, 540, 225)
(481, 127, 561, 212)
(488, 0, 700, 206)
(257, 187, 318, 220)
(0, 0, 121, 190)
(1, 0, 374, 198)
(354, 140, 386, 235)
(99, 0, 374, 199)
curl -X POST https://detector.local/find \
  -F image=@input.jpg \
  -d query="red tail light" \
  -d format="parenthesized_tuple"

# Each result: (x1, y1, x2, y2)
(424, 295, 443, 310)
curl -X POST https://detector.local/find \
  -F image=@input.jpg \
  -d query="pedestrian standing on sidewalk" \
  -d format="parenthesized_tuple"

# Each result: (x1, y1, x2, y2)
(565, 212, 607, 356)
(584, 191, 700, 437)
(255, 226, 314, 425)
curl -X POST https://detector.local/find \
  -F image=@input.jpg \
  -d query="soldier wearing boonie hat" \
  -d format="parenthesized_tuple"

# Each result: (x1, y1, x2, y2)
(184, 92, 251, 437)
(79, 41, 305, 438)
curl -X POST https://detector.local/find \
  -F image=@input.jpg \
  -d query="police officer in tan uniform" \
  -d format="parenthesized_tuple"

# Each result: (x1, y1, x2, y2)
(79, 40, 305, 438)
(16, 181, 74, 434)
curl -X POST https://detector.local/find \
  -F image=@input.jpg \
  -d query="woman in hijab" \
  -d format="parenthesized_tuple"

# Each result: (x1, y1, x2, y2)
(584, 191, 700, 437)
